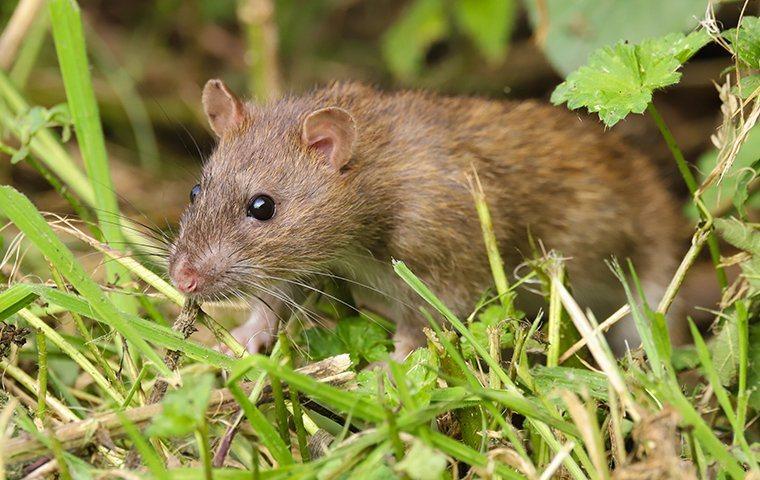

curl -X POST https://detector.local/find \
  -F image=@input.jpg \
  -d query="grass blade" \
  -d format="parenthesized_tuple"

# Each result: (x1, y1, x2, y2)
(0, 283, 37, 320)
(48, 0, 136, 313)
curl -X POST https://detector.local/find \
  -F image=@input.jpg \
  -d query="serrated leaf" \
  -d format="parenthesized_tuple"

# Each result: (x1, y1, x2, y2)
(525, 0, 706, 75)
(724, 16, 760, 69)
(715, 217, 760, 255)
(147, 374, 214, 437)
(303, 315, 391, 365)
(395, 439, 447, 480)
(551, 31, 710, 127)
(453, 0, 516, 62)
(382, 0, 448, 79)
(336, 316, 392, 364)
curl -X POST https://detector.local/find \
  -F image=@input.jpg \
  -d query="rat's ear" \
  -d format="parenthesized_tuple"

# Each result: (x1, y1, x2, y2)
(302, 107, 357, 171)
(202, 79, 246, 137)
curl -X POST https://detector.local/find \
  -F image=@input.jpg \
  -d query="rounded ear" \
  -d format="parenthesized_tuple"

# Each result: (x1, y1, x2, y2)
(301, 107, 357, 171)
(202, 79, 246, 137)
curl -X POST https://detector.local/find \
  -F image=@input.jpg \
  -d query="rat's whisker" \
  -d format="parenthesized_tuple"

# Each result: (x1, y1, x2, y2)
(252, 272, 393, 335)
(266, 265, 416, 311)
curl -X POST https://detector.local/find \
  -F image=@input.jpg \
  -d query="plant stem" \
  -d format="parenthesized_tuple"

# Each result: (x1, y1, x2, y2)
(237, 0, 281, 101)
(734, 302, 750, 448)
(646, 102, 728, 288)
(547, 265, 564, 367)
(121, 364, 149, 409)
(469, 171, 515, 316)
(35, 329, 48, 422)
(195, 421, 213, 480)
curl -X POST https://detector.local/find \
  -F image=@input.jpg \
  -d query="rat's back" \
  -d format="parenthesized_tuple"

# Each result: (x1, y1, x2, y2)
(312, 82, 684, 350)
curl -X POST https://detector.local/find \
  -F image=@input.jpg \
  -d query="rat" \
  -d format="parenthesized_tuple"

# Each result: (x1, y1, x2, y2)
(168, 79, 685, 359)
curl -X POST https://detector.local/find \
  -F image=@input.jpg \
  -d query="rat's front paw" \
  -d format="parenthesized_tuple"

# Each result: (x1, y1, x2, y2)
(219, 305, 279, 356)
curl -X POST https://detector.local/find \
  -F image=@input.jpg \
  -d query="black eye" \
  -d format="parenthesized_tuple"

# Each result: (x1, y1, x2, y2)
(190, 184, 201, 203)
(247, 195, 276, 221)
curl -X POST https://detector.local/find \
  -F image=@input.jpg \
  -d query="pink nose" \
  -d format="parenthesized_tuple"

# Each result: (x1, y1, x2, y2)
(175, 265, 200, 293)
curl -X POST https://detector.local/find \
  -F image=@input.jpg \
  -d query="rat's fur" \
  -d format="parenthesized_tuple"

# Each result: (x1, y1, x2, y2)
(169, 81, 684, 358)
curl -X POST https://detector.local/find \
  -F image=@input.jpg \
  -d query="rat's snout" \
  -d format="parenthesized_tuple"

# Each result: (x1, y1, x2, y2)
(175, 264, 199, 293)
(170, 257, 206, 295)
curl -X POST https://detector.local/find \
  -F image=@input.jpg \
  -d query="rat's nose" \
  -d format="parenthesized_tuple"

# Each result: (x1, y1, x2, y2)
(174, 264, 201, 294)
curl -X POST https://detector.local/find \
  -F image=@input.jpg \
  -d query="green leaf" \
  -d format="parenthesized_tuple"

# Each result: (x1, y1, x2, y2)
(337, 316, 392, 364)
(453, 0, 516, 62)
(303, 315, 391, 365)
(724, 16, 760, 69)
(0, 187, 169, 376)
(709, 313, 739, 387)
(395, 439, 447, 480)
(551, 31, 710, 127)
(382, 0, 448, 79)
(147, 374, 214, 437)
(526, 0, 707, 76)
(715, 217, 760, 255)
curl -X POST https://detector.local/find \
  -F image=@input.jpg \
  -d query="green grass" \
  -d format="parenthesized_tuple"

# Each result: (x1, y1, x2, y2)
(0, 1, 758, 479)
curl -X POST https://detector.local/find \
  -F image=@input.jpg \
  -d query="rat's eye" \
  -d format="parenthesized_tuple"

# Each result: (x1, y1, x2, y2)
(190, 184, 201, 203)
(247, 195, 276, 221)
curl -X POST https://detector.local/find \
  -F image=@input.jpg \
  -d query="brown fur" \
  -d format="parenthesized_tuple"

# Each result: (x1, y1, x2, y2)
(169, 81, 684, 356)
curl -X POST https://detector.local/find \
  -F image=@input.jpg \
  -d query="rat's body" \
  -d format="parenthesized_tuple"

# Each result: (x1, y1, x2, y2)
(169, 80, 683, 358)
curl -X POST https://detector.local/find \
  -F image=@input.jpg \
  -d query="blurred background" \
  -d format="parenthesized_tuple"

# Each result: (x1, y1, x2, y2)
(0, 0, 755, 237)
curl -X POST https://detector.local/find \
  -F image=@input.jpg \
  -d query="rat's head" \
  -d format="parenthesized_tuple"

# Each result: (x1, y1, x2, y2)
(169, 79, 365, 301)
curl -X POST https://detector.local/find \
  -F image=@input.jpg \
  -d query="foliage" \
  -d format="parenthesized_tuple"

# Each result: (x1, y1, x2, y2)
(551, 30, 709, 126)
(301, 315, 392, 365)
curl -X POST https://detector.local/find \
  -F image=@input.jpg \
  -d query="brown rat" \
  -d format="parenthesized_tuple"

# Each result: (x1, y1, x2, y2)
(168, 79, 685, 358)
